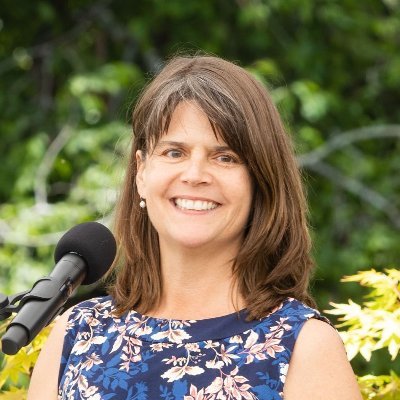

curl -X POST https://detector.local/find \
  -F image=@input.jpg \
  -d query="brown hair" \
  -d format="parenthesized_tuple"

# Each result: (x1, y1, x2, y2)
(108, 55, 316, 319)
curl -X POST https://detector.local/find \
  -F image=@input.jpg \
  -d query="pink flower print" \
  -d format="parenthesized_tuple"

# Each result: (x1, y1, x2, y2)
(220, 344, 239, 365)
(150, 342, 172, 352)
(205, 358, 225, 369)
(73, 333, 107, 355)
(269, 317, 292, 333)
(161, 344, 207, 383)
(161, 365, 205, 382)
(92, 299, 110, 315)
(119, 336, 143, 371)
(184, 384, 207, 400)
(185, 343, 201, 352)
(244, 330, 259, 349)
(77, 375, 100, 399)
(85, 315, 100, 327)
(205, 368, 257, 400)
(81, 353, 103, 370)
(263, 334, 285, 358)
(73, 308, 94, 325)
(170, 319, 197, 329)
(65, 318, 75, 331)
(205, 376, 223, 395)
(125, 315, 153, 337)
(229, 335, 243, 344)
(206, 343, 239, 370)
(243, 329, 285, 363)
(151, 322, 191, 344)
(204, 340, 220, 349)
(110, 332, 124, 353)
(163, 355, 181, 366)
(279, 362, 289, 383)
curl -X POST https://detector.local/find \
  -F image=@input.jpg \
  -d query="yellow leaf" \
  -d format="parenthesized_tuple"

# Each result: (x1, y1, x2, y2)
(388, 339, 400, 361)
(0, 321, 54, 392)
(0, 387, 27, 399)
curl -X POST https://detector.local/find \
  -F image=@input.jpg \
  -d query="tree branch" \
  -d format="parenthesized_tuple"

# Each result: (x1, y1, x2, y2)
(297, 125, 400, 167)
(34, 118, 78, 209)
(308, 161, 400, 229)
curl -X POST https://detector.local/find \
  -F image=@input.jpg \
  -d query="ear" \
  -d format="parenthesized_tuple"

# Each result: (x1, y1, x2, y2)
(135, 150, 146, 198)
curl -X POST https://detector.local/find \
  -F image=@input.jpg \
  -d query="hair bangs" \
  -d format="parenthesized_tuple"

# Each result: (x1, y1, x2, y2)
(140, 74, 250, 165)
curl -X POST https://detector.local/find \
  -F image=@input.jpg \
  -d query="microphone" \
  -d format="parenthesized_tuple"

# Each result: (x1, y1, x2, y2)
(0, 221, 116, 355)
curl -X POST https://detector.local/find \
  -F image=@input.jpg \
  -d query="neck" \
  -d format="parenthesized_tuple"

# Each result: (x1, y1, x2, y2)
(148, 240, 244, 320)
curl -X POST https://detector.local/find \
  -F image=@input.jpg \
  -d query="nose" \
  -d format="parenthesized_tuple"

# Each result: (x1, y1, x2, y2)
(180, 156, 212, 186)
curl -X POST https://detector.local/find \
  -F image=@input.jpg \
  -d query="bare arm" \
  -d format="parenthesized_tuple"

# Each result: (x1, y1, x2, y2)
(27, 308, 72, 400)
(284, 318, 362, 400)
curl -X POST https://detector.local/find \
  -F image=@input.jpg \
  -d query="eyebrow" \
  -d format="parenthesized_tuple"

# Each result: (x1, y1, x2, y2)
(155, 140, 232, 152)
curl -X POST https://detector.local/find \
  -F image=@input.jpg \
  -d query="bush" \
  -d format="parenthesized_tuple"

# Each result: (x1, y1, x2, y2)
(0, 320, 53, 399)
(326, 269, 400, 399)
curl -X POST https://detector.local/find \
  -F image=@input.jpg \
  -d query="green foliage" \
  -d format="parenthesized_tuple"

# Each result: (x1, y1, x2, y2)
(326, 270, 400, 399)
(0, 0, 399, 396)
(0, 321, 53, 399)
(357, 372, 400, 400)
(0, 116, 129, 293)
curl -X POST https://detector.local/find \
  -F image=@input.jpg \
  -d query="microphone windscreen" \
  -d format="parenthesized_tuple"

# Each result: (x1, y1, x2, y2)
(54, 222, 117, 285)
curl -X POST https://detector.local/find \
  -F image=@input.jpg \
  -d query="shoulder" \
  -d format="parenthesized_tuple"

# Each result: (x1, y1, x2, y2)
(273, 298, 326, 321)
(290, 318, 345, 359)
(57, 296, 114, 331)
(260, 297, 330, 333)
(283, 318, 362, 400)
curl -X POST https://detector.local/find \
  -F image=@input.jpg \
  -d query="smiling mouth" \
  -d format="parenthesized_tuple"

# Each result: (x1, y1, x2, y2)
(174, 198, 219, 211)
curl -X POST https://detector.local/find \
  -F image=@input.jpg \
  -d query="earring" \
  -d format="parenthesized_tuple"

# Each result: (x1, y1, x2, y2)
(139, 198, 146, 209)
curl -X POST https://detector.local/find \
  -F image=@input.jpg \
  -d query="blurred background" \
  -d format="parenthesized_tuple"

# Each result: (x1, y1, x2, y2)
(0, 0, 399, 381)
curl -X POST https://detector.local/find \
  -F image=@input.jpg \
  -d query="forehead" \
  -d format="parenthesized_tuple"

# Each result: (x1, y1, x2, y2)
(168, 102, 224, 138)
(151, 101, 228, 149)
(169, 101, 210, 127)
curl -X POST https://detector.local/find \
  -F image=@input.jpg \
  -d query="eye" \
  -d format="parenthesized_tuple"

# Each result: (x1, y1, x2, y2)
(215, 153, 239, 164)
(164, 149, 183, 159)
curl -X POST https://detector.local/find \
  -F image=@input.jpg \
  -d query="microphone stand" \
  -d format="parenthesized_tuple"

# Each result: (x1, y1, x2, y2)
(0, 275, 73, 355)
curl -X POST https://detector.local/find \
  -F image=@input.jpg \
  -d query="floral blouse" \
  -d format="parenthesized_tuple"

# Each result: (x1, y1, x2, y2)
(58, 296, 330, 399)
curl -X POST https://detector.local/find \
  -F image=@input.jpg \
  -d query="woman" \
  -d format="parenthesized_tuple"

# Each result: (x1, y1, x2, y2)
(28, 55, 362, 399)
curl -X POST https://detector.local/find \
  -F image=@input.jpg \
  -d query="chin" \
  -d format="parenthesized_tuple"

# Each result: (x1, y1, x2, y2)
(177, 239, 214, 249)
(167, 233, 219, 250)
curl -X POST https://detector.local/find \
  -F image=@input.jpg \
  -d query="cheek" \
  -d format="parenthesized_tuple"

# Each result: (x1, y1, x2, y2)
(234, 171, 253, 203)
(142, 166, 174, 199)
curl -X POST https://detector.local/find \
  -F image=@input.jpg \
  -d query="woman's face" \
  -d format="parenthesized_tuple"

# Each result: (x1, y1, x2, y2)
(136, 101, 252, 253)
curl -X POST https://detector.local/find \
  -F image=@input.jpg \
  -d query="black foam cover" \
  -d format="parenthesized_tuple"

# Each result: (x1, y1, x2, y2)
(54, 221, 116, 285)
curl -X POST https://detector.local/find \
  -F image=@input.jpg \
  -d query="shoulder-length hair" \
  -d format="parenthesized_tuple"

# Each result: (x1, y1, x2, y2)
(108, 55, 316, 320)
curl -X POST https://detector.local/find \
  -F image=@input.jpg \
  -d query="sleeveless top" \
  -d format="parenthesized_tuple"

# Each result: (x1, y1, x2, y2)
(58, 296, 330, 399)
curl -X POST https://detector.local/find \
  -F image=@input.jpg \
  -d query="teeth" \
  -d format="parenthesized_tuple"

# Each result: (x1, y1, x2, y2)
(175, 198, 218, 211)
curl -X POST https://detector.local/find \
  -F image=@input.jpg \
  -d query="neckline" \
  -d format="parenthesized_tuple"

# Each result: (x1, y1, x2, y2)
(116, 297, 291, 344)
(130, 306, 248, 324)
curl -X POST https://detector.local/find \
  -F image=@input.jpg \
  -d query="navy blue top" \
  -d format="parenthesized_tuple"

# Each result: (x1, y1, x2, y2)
(58, 296, 330, 399)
